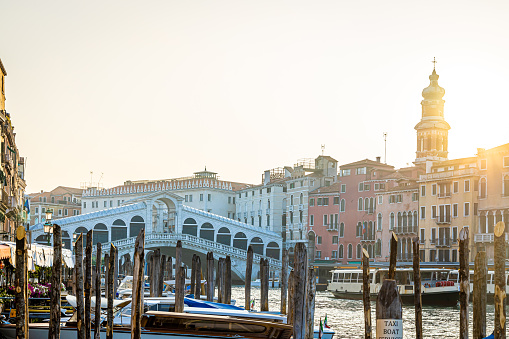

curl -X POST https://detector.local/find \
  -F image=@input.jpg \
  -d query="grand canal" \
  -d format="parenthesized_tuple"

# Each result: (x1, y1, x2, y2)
(231, 286, 497, 339)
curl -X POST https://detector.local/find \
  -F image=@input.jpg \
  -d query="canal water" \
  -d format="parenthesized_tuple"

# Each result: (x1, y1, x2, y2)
(231, 286, 497, 339)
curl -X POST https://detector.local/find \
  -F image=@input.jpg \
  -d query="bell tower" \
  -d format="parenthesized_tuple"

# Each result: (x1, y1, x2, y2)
(0, 58, 6, 112)
(414, 60, 450, 165)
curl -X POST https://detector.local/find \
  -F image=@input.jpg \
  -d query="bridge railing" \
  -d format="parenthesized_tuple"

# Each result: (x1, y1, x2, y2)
(99, 232, 282, 268)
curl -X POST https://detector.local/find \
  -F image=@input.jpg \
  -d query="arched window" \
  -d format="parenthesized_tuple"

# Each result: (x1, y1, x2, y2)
(217, 227, 231, 246)
(348, 244, 353, 259)
(93, 223, 108, 245)
(368, 221, 373, 239)
(233, 232, 247, 250)
(111, 219, 127, 241)
(402, 212, 407, 227)
(356, 244, 362, 259)
(357, 222, 362, 237)
(266, 242, 280, 259)
(376, 239, 382, 256)
(291, 195, 294, 205)
(74, 227, 88, 245)
(300, 193, 303, 204)
(408, 212, 413, 227)
(413, 211, 418, 227)
(130, 216, 145, 238)
(370, 198, 374, 211)
(364, 198, 369, 211)
(199, 223, 214, 241)
(480, 178, 487, 198)
(340, 199, 346, 212)
(258, 216, 262, 227)
(267, 199, 271, 209)
(250, 237, 264, 255)
(377, 213, 382, 231)
(358, 198, 363, 211)
(390, 212, 395, 230)
(339, 223, 344, 237)
(339, 244, 344, 259)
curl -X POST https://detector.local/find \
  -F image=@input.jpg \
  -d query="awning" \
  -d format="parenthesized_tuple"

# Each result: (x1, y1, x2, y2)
(0, 245, 10, 259)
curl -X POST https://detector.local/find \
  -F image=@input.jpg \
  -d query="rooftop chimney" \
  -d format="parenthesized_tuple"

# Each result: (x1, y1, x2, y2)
(376, 156, 381, 163)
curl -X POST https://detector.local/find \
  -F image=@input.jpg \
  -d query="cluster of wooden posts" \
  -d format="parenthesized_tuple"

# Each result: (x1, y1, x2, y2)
(362, 222, 507, 339)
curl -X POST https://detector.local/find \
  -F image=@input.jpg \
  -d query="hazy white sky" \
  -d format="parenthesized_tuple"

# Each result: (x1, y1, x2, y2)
(2, 0, 509, 193)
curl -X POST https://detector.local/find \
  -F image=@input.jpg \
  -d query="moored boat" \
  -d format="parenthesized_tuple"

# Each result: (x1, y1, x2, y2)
(327, 267, 459, 306)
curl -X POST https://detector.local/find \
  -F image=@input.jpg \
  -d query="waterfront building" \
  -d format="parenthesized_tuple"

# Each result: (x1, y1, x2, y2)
(474, 144, 509, 260)
(308, 182, 340, 262)
(338, 158, 395, 262)
(0, 58, 26, 241)
(81, 169, 248, 233)
(27, 186, 83, 225)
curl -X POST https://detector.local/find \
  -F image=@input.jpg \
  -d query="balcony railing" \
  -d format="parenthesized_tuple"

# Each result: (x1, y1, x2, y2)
(361, 234, 376, 241)
(266, 208, 271, 215)
(298, 204, 304, 211)
(436, 238, 451, 247)
(288, 205, 294, 212)
(258, 209, 262, 216)
(474, 233, 509, 243)
(419, 168, 477, 181)
(438, 192, 451, 198)
(367, 207, 375, 215)
(436, 215, 451, 224)
(393, 226, 418, 234)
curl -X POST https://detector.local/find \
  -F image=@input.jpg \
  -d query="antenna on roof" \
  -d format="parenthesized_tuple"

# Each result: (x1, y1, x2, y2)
(89, 171, 93, 188)
(383, 132, 388, 164)
(321, 144, 325, 156)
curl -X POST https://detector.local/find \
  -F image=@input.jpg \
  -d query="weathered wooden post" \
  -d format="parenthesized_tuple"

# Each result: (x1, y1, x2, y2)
(194, 255, 201, 299)
(176, 240, 182, 278)
(412, 237, 422, 339)
(293, 243, 308, 339)
(114, 247, 119, 297)
(225, 256, 232, 305)
(376, 232, 402, 339)
(459, 227, 470, 339)
(104, 252, 109, 301)
(305, 267, 316, 339)
(94, 243, 102, 339)
(132, 229, 145, 339)
(217, 258, 224, 304)
(160, 255, 166, 295)
(15, 225, 28, 339)
(388, 233, 398, 279)
(494, 221, 506, 339)
(473, 250, 487, 339)
(288, 270, 295, 324)
(206, 252, 214, 301)
(75, 233, 85, 339)
(49, 224, 62, 339)
(362, 248, 372, 339)
(168, 256, 173, 280)
(151, 249, 161, 297)
(245, 246, 253, 310)
(107, 244, 116, 339)
(280, 248, 288, 315)
(260, 258, 269, 311)
(190, 254, 197, 297)
(84, 229, 93, 339)
(175, 264, 185, 312)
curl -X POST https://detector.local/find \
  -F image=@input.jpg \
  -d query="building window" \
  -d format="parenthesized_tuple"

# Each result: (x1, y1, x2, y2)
(200, 194, 204, 201)
(480, 178, 487, 198)
(323, 215, 328, 226)
(464, 202, 470, 216)
(390, 213, 395, 229)
(340, 199, 346, 212)
(357, 167, 366, 175)
(358, 182, 364, 192)
(432, 184, 437, 196)
(452, 226, 458, 243)
(323, 198, 329, 206)
(341, 184, 346, 193)
(377, 213, 382, 231)
(364, 184, 370, 191)
(208, 194, 211, 201)
(51, 197, 55, 203)
(412, 193, 418, 202)
(348, 244, 353, 259)
(110, 201, 113, 207)
(420, 228, 425, 243)
(453, 204, 458, 217)
(453, 181, 459, 194)
(228, 197, 231, 204)
(480, 159, 487, 170)
(83, 202, 86, 208)
(358, 198, 363, 211)
(339, 223, 344, 237)
(356, 244, 362, 259)
(64, 209, 68, 216)
(266, 215, 270, 226)
(339, 246, 344, 258)
(317, 236, 322, 245)
(342, 169, 351, 176)
(504, 156, 509, 168)
(316, 251, 321, 259)
(378, 196, 383, 204)
(431, 228, 436, 244)
(58, 209, 62, 216)
(464, 180, 470, 192)
(333, 197, 339, 205)
(310, 215, 314, 226)
(317, 198, 322, 206)
(504, 175, 509, 197)
(35, 207, 39, 214)
(332, 236, 338, 244)
(420, 206, 425, 219)
(331, 250, 338, 259)
(310, 198, 315, 206)
(432, 206, 437, 219)
(421, 185, 426, 197)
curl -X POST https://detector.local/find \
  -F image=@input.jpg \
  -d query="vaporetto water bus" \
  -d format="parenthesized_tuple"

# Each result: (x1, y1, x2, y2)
(327, 267, 459, 306)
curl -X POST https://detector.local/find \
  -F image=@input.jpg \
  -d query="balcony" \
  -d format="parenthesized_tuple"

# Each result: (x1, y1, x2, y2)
(360, 233, 376, 242)
(298, 204, 304, 211)
(367, 207, 375, 215)
(250, 211, 255, 217)
(419, 168, 477, 181)
(266, 208, 271, 215)
(436, 215, 451, 224)
(393, 226, 418, 234)
(474, 233, 509, 243)
(436, 238, 451, 247)
(288, 205, 294, 212)
(257, 209, 262, 216)
(438, 192, 451, 198)
(243, 212, 247, 218)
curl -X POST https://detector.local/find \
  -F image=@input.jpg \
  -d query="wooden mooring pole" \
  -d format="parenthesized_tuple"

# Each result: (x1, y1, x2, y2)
(160, 255, 166, 295)
(280, 248, 288, 315)
(15, 225, 28, 339)
(206, 252, 214, 302)
(49, 224, 62, 339)
(168, 256, 173, 280)
(84, 229, 93, 339)
(293, 242, 308, 339)
(376, 232, 402, 339)
(107, 244, 116, 339)
(104, 252, 109, 302)
(288, 270, 295, 325)
(260, 258, 269, 311)
(473, 250, 487, 339)
(494, 221, 506, 339)
(94, 243, 102, 339)
(194, 255, 201, 299)
(245, 246, 253, 310)
(459, 227, 470, 339)
(412, 237, 422, 339)
(191, 254, 197, 297)
(175, 240, 182, 278)
(131, 229, 145, 339)
(225, 256, 232, 305)
(305, 267, 316, 339)
(217, 258, 224, 304)
(362, 248, 372, 339)
(151, 249, 161, 297)
(175, 264, 185, 312)
(75, 233, 85, 339)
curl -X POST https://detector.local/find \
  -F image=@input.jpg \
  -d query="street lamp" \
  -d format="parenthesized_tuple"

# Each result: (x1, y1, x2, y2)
(43, 209, 53, 246)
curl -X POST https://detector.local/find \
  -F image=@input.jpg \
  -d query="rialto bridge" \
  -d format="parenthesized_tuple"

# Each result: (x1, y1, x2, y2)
(30, 191, 283, 282)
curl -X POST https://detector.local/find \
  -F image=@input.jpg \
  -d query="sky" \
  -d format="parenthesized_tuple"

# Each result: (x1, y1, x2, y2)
(2, 0, 509, 193)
